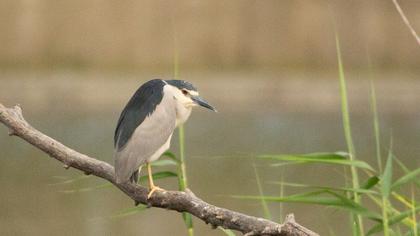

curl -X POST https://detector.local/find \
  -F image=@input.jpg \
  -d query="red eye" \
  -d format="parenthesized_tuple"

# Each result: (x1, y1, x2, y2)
(182, 89, 188, 95)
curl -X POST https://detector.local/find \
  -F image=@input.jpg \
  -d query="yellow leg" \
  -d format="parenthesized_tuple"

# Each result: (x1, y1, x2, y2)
(147, 162, 164, 199)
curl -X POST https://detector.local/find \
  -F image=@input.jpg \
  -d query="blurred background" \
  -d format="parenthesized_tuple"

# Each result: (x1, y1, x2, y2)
(0, 1, 419, 235)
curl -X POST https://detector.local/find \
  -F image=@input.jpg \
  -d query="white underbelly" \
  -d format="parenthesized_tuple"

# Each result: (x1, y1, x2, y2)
(147, 134, 172, 162)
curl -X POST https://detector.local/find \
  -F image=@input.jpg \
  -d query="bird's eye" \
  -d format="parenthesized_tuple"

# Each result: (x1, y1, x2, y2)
(182, 89, 189, 95)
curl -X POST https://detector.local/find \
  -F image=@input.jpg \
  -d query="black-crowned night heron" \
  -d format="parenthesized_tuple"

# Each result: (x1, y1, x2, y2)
(114, 79, 216, 198)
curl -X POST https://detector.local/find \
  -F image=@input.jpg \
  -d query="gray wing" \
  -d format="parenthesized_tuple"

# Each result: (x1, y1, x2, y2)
(114, 79, 165, 150)
(114, 95, 176, 183)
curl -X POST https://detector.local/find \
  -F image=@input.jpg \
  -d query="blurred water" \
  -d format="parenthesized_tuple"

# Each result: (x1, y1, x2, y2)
(0, 71, 419, 235)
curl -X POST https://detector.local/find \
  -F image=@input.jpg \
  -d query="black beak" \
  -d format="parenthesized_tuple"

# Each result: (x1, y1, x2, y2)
(192, 96, 217, 112)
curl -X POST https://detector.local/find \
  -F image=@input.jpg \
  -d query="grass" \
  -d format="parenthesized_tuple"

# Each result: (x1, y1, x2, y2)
(232, 34, 420, 236)
(335, 33, 364, 236)
(253, 164, 272, 220)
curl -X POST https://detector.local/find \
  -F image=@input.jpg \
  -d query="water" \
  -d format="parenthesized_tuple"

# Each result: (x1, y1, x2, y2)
(0, 71, 419, 235)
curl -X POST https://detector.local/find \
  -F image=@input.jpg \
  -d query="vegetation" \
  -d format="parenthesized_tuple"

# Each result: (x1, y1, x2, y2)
(233, 35, 420, 236)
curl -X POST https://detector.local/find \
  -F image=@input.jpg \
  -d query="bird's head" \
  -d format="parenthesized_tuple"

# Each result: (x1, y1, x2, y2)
(165, 80, 217, 112)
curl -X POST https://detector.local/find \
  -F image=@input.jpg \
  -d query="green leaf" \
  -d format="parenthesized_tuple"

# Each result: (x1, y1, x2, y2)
(261, 152, 374, 171)
(369, 80, 383, 173)
(218, 227, 236, 236)
(361, 176, 380, 190)
(381, 150, 393, 198)
(367, 206, 420, 235)
(391, 168, 420, 190)
(163, 151, 180, 163)
(253, 164, 272, 220)
(151, 159, 178, 167)
(233, 190, 381, 220)
(336, 32, 364, 236)
(270, 181, 378, 195)
(182, 212, 193, 233)
(394, 157, 420, 188)
(138, 171, 178, 183)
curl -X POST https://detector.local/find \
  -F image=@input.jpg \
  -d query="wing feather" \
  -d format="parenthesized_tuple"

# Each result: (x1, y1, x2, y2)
(114, 79, 165, 150)
(114, 80, 176, 183)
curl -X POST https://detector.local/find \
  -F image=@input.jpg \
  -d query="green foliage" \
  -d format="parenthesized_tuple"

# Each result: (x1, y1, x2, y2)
(262, 152, 374, 171)
(138, 171, 178, 184)
(367, 207, 420, 235)
(243, 149, 419, 235)
(235, 36, 419, 236)
(335, 32, 363, 236)
(392, 168, 420, 191)
(218, 227, 236, 236)
(382, 147, 394, 199)
(370, 79, 382, 173)
(381, 148, 394, 236)
(253, 164, 272, 220)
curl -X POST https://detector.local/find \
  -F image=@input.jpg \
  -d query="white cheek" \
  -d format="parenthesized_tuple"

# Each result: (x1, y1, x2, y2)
(164, 85, 195, 107)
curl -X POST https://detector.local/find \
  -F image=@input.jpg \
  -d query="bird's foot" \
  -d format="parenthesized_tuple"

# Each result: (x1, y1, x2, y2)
(147, 185, 165, 199)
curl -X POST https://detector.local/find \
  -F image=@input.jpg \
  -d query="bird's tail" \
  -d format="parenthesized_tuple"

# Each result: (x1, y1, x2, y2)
(130, 169, 139, 184)
(129, 165, 142, 184)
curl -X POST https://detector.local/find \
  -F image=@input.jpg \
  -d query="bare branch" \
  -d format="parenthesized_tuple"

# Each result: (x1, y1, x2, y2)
(392, 0, 420, 46)
(0, 103, 318, 236)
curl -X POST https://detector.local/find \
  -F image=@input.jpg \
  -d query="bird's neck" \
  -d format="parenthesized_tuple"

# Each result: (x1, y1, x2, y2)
(175, 104, 192, 127)
(163, 84, 193, 127)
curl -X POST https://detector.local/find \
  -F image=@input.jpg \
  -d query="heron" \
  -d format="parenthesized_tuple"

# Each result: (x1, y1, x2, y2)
(114, 79, 216, 198)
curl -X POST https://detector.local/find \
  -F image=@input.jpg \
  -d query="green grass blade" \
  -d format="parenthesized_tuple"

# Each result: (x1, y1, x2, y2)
(370, 80, 383, 173)
(253, 164, 272, 220)
(163, 151, 180, 164)
(382, 148, 393, 198)
(270, 181, 378, 195)
(178, 128, 194, 235)
(151, 159, 178, 167)
(380, 145, 394, 236)
(279, 173, 285, 222)
(182, 212, 193, 235)
(335, 32, 363, 236)
(218, 227, 236, 236)
(327, 191, 381, 220)
(233, 190, 381, 220)
(139, 171, 178, 183)
(261, 152, 374, 171)
(233, 190, 342, 205)
(391, 168, 420, 190)
(366, 206, 420, 235)
(412, 188, 418, 236)
(335, 34, 355, 159)
(394, 157, 420, 188)
(178, 125, 188, 190)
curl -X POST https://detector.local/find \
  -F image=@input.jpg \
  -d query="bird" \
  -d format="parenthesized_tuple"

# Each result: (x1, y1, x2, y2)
(114, 79, 216, 198)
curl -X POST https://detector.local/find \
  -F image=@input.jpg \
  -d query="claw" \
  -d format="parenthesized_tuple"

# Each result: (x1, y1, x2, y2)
(147, 185, 165, 199)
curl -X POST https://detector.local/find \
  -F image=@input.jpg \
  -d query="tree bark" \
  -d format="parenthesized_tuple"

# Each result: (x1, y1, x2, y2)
(0, 103, 319, 236)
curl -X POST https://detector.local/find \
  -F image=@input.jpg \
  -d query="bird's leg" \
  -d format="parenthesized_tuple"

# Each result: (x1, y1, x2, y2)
(147, 162, 164, 199)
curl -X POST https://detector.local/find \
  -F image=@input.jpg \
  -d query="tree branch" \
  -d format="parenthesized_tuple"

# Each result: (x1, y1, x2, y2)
(0, 103, 318, 236)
